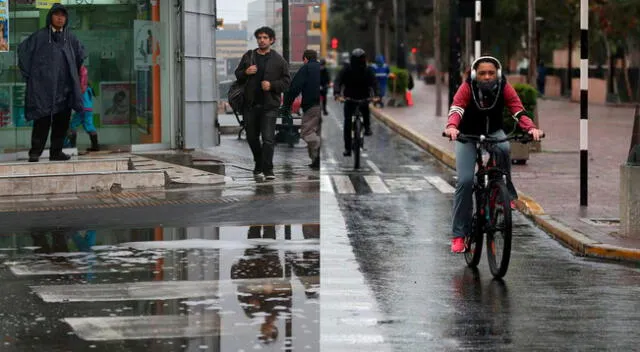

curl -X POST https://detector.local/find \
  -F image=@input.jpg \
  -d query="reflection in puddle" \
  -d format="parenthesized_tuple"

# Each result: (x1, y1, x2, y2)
(0, 224, 319, 351)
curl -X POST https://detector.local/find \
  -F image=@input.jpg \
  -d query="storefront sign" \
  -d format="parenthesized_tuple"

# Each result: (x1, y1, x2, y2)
(100, 82, 135, 126)
(0, 0, 8, 52)
(35, 0, 56, 9)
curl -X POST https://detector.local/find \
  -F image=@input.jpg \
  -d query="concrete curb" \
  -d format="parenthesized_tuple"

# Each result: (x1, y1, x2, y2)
(370, 106, 640, 263)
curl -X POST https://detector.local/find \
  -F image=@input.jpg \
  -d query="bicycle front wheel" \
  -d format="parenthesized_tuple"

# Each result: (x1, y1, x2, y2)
(485, 181, 512, 278)
(464, 191, 484, 267)
(353, 117, 362, 169)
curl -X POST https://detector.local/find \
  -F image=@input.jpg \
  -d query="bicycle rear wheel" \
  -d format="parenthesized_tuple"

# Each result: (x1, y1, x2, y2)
(485, 181, 512, 278)
(353, 116, 362, 169)
(465, 191, 484, 267)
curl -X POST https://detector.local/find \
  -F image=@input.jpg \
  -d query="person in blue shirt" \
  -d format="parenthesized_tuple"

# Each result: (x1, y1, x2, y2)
(371, 54, 390, 107)
(67, 65, 99, 151)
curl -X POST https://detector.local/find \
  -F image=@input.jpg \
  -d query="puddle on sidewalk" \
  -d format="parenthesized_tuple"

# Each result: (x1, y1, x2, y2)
(0, 224, 319, 352)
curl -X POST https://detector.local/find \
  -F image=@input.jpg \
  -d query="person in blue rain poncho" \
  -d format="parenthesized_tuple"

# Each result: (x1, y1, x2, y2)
(371, 54, 390, 107)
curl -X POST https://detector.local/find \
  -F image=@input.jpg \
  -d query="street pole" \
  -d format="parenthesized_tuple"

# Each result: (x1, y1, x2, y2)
(527, 0, 536, 85)
(474, 0, 481, 59)
(394, 0, 407, 69)
(374, 8, 381, 57)
(448, 0, 462, 107)
(465, 18, 472, 68)
(320, 1, 328, 59)
(282, 0, 290, 63)
(579, 0, 588, 206)
(434, 0, 442, 116)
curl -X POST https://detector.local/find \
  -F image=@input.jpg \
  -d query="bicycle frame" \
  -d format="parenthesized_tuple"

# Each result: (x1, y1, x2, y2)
(471, 142, 509, 231)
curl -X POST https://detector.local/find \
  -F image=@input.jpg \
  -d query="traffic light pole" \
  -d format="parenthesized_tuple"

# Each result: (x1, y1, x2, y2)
(448, 0, 462, 106)
(283, 0, 290, 62)
(320, 1, 328, 59)
(393, 0, 407, 69)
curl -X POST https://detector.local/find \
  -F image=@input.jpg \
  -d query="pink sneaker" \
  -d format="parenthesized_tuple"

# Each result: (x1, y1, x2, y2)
(451, 237, 466, 253)
(510, 200, 516, 210)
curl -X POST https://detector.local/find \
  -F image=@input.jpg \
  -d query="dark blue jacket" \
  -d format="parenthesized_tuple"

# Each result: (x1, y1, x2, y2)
(18, 3, 86, 121)
(283, 58, 320, 111)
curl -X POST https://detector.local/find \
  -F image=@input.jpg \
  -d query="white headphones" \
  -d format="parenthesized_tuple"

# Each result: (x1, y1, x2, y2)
(470, 56, 502, 81)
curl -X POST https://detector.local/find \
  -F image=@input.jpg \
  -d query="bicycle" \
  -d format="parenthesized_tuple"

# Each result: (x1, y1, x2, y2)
(443, 132, 543, 278)
(338, 97, 373, 169)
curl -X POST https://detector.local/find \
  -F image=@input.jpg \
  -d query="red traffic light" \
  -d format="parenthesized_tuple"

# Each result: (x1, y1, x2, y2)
(411, 47, 418, 54)
(331, 38, 338, 49)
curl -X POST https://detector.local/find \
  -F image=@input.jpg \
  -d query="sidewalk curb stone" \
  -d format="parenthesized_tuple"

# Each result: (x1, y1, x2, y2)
(371, 106, 640, 263)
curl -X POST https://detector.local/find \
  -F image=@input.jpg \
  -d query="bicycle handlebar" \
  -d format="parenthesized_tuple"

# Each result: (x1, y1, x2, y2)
(337, 97, 375, 104)
(441, 132, 545, 144)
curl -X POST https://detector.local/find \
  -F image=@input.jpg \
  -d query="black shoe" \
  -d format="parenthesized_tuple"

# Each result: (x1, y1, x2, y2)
(28, 155, 39, 162)
(253, 163, 263, 176)
(264, 171, 276, 180)
(309, 157, 320, 170)
(364, 129, 372, 136)
(343, 150, 351, 157)
(323, 110, 329, 115)
(49, 152, 71, 161)
(87, 134, 100, 152)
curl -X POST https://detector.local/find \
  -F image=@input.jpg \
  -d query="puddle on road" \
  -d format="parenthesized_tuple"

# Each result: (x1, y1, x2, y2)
(0, 224, 319, 352)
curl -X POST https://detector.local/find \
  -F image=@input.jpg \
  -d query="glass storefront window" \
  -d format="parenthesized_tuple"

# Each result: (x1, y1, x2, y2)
(0, 0, 166, 159)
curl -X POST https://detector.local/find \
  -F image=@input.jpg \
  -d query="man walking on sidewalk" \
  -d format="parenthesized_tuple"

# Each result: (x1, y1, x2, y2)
(18, 3, 86, 162)
(234, 26, 290, 180)
(282, 50, 322, 170)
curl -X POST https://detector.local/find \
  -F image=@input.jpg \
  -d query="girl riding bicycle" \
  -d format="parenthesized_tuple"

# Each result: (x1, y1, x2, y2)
(444, 56, 543, 253)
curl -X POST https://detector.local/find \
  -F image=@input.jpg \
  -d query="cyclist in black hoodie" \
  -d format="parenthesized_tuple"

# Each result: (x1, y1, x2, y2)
(334, 48, 380, 156)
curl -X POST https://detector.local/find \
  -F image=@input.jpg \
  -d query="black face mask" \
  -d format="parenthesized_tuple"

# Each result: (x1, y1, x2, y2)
(477, 79, 498, 105)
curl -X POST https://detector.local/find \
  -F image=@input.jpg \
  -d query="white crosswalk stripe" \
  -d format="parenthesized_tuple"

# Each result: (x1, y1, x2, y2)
(31, 278, 299, 303)
(321, 174, 335, 194)
(366, 160, 383, 174)
(64, 315, 221, 341)
(425, 176, 456, 194)
(332, 175, 356, 194)
(327, 174, 455, 196)
(363, 175, 390, 194)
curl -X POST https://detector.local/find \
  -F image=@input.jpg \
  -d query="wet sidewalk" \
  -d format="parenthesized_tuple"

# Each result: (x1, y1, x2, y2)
(371, 81, 640, 263)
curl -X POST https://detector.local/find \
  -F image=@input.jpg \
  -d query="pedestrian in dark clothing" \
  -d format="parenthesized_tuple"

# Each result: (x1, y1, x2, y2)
(283, 50, 322, 169)
(18, 3, 86, 162)
(234, 26, 290, 180)
(320, 58, 331, 115)
(536, 60, 547, 96)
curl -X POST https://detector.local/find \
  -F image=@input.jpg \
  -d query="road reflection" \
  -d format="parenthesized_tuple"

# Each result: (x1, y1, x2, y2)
(449, 267, 512, 349)
(0, 224, 320, 351)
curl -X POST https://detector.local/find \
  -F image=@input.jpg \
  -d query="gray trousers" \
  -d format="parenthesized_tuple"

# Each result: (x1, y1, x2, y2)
(301, 105, 322, 160)
(452, 129, 517, 238)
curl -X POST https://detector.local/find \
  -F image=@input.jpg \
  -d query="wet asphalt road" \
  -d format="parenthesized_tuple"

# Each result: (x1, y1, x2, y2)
(0, 138, 320, 351)
(321, 99, 640, 351)
(2, 101, 640, 351)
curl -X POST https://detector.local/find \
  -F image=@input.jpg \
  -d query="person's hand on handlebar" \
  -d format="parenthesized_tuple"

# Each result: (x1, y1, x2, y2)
(444, 127, 460, 141)
(528, 128, 544, 141)
(334, 95, 344, 103)
(371, 96, 381, 103)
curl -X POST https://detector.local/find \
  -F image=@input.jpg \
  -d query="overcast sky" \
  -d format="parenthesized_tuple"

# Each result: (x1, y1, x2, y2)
(218, 0, 250, 24)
